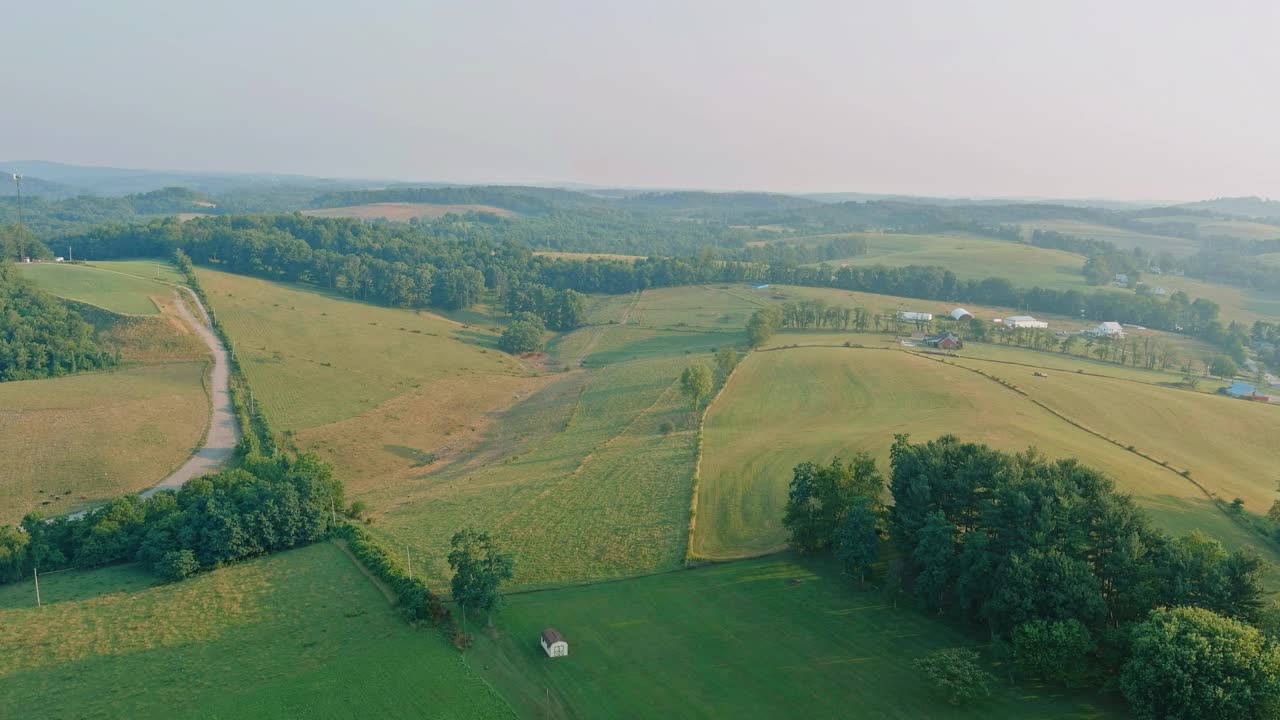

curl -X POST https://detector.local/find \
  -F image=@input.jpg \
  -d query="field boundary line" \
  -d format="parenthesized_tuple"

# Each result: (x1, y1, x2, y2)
(331, 538, 397, 606)
(685, 352, 747, 563)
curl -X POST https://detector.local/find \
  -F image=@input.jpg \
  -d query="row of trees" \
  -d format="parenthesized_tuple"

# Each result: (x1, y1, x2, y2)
(0, 452, 343, 584)
(0, 262, 117, 381)
(782, 434, 1278, 718)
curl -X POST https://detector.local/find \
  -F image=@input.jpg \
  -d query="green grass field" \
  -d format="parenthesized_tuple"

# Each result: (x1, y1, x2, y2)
(17, 262, 175, 314)
(472, 554, 1120, 719)
(0, 542, 513, 720)
(0, 361, 211, 524)
(196, 268, 521, 432)
(693, 344, 1280, 584)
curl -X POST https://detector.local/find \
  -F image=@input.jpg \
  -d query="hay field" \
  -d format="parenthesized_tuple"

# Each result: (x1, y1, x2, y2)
(195, 268, 521, 432)
(0, 362, 210, 523)
(302, 202, 516, 221)
(472, 555, 1119, 720)
(694, 346, 1280, 576)
(0, 542, 512, 720)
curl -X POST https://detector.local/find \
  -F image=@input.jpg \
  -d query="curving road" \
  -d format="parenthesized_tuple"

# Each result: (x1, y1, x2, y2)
(140, 288, 239, 497)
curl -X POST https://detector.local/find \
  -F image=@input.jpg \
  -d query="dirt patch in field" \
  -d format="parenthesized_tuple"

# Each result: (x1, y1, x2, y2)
(302, 202, 516, 222)
(296, 373, 555, 498)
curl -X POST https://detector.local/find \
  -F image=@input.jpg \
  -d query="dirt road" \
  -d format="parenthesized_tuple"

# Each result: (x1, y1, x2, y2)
(140, 288, 239, 496)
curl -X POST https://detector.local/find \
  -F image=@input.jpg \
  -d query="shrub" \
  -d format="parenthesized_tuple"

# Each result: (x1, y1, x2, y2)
(156, 549, 200, 582)
(912, 648, 993, 706)
(658, 421, 674, 435)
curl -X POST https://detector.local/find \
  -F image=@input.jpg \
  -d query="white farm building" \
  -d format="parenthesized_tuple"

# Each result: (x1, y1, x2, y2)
(1088, 321, 1126, 338)
(541, 628, 568, 658)
(898, 311, 933, 322)
(1003, 315, 1048, 329)
(949, 308, 974, 321)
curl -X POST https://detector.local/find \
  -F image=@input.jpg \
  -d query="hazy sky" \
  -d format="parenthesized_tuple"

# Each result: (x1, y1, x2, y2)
(5, 1, 1278, 200)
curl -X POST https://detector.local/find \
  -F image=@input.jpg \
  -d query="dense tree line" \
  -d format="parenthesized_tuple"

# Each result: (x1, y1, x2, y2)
(0, 452, 342, 584)
(0, 263, 116, 381)
(783, 434, 1278, 717)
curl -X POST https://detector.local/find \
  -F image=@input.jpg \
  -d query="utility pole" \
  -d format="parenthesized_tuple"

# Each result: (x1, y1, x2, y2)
(33, 566, 41, 607)
(406, 545, 412, 576)
(11, 173, 24, 261)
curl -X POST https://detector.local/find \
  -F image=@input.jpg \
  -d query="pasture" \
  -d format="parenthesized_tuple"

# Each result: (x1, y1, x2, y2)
(0, 362, 210, 524)
(693, 345, 1280, 583)
(473, 555, 1119, 719)
(366, 350, 700, 588)
(0, 542, 513, 720)
(195, 268, 520, 432)
(17, 262, 171, 314)
(303, 202, 516, 221)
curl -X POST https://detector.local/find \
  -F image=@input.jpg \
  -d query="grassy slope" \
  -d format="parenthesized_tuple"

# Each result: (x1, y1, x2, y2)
(948, 355, 1280, 511)
(17, 262, 172, 314)
(694, 345, 1280, 582)
(1025, 219, 1200, 256)
(472, 555, 1119, 720)
(1134, 215, 1280, 241)
(0, 543, 512, 720)
(813, 231, 1093, 291)
(196, 268, 521, 432)
(0, 361, 210, 523)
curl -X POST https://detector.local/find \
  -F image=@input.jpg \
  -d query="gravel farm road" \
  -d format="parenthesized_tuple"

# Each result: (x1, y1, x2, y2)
(140, 288, 240, 497)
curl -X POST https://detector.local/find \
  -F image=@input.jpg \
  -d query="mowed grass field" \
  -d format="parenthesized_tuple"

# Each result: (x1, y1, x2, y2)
(473, 555, 1119, 720)
(0, 362, 210, 524)
(196, 268, 521, 432)
(0, 542, 513, 720)
(694, 345, 1280, 584)
(17, 262, 173, 314)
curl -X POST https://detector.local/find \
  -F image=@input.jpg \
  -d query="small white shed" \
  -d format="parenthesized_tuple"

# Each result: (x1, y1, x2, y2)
(541, 627, 568, 658)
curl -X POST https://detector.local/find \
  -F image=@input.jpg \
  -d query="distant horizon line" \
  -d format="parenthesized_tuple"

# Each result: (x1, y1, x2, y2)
(4, 157, 1266, 207)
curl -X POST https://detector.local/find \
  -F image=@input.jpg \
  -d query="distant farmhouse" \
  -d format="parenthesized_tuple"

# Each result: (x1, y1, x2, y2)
(1002, 315, 1048, 329)
(949, 308, 974, 321)
(1088, 321, 1126, 338)
(541, 628, 569, 658)
(924, 333, 963, 350)
(1114, 273, 1129, 287)
(898, 311, 933, 322)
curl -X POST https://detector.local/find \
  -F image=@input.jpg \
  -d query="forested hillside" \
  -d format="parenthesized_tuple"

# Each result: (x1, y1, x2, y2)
(0, 263, 115, 380)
